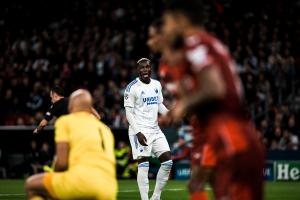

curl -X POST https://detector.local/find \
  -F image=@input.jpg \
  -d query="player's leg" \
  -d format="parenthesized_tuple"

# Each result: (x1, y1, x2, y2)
(210, 163, 231, 200)
(129, 134, 152, 200)
(229, 149, 264, 200)
(151, 133, 173, 200)
(214, 118, 264, 200)
(187, 118, 211, 200)
(137, 157, 150, 200)
(151, 151, 172, 200)
(188, 143, 217, 200)
(188, 164, 211, 200)
(25, 173, 53, 200)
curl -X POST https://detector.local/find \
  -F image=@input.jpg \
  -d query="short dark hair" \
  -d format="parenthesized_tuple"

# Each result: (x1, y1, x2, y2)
(165, 0, 206, 25)
(51, 85, 64, 96)
(137, 58, 151, 66)
(150, 18, 163, 33)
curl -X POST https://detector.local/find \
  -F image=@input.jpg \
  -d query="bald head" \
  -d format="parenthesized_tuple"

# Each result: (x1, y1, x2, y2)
(69, 89, 93, 113)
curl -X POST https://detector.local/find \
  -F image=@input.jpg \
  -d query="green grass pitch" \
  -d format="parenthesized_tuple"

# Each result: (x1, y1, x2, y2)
(0, 179, 299, 200)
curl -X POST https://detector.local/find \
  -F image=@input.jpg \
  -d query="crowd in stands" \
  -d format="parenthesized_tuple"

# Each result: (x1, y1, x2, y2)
(27, 141, 52, 174)
(0, 0, 299, 150)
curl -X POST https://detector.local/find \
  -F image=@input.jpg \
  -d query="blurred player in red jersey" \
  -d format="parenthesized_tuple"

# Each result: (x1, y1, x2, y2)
(161, 0, 265, 200)
(147, 18, 180, 93)
(148, 18, 214, 200)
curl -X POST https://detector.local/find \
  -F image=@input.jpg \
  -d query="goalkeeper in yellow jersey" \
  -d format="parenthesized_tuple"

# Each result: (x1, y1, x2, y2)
(25, 89, 117, 200)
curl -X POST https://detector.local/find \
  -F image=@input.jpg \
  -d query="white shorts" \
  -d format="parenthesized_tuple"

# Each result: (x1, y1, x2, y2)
(129, 131, 170, 160)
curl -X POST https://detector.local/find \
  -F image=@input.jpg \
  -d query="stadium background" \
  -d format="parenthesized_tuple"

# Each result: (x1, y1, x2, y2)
(0, 0, 299, 199)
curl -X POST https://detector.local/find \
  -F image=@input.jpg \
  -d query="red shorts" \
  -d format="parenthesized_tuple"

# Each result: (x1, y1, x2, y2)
(208, 115, 264, 200)
(190, 115, 216, 167)
(192, 114, 264, 200)
(206, 115, 251, 157)
(212, 149, 264, 200)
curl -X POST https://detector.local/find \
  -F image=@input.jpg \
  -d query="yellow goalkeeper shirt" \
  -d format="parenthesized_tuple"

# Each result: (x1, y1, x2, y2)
(55, 111, 116, 176)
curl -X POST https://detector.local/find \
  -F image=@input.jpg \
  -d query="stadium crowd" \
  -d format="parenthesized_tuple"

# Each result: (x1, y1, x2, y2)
(0, 0, 299, 150)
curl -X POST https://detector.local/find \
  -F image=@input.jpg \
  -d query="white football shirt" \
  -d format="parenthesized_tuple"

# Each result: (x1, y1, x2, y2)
(124, 78, 163, 135)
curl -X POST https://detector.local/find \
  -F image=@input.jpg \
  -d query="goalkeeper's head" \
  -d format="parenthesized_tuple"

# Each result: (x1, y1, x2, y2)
(69, 89, 93, 113)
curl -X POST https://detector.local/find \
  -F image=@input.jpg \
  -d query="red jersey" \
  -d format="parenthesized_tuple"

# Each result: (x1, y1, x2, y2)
(183, 32, 264, 200)
(160, 31, 243, 111)
(163, 31, 264, 200)
(180, 31, 244, 121)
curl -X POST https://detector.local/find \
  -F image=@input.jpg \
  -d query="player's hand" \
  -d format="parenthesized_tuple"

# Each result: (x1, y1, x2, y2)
(158, 114, 173, 126)
(136, 132, 148, 146)
(33, 128, 39, 134)
(169, 101, 186, 123)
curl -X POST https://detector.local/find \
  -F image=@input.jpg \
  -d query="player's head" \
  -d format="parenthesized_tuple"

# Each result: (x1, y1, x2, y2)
(147, 18, 164, 53)
(137, 58, 151, 84)
(50, 86, 64, 103)
(163, 0, 205, 43)
(69, 89, 93, 113)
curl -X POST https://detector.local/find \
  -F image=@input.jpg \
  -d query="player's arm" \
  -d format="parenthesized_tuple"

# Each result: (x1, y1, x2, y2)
(157, 82, 172, 126)
(124, 107, 139, 135)
(158, 82, 169, 115)
(158, 103, 172, 126)
(125, 107, 147, 146)
(172, 66, 225, 121)
(158, 103, 169, 115)
(54, 142, 69, 171)
(184, 66, 225, 111)
(33, 105, 56, 134)
(158, 88, 169, 116)
(33, 119, 49, 134)
(124, 87, 148, 146)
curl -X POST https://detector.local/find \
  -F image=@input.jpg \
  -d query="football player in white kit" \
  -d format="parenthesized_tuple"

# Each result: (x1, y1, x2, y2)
(124, 58, 173, 200)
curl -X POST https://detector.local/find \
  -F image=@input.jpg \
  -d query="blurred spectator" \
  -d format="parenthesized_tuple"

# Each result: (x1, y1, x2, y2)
(27, 140, 41, 174)
(172, 125, 193, 161)
(0, 149, 7, 178)
(115, 141, 130, 178)
(39, 142, 52, 167)
(115, 141, 137, 179)
(290, 134, 299, 150)
(26, 141, 53, 175)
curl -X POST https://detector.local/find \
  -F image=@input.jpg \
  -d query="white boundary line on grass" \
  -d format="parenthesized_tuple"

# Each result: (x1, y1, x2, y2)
(0, 193, 24, 196)
(119, 186, 211, 193)
(119, 188, 186, 193)
(0, 188, 211, 196)
(0, 189, 184, 196)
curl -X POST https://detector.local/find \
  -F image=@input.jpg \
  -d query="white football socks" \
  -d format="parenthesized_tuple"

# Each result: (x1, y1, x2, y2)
(151, 160, 173, 200)
(137, 162, 150, 200)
